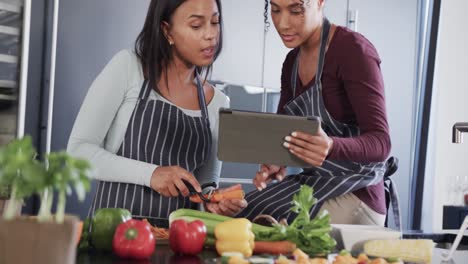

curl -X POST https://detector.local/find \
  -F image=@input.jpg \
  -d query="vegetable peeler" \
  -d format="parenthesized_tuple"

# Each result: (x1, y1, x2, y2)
(182, 179, 217, 202)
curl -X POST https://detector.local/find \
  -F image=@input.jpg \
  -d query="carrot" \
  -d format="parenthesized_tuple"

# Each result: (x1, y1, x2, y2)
(143, 219, 169, 239)
(253, 241, 297, 255)
(212, 190, 245, 201)
(76, 221, 83, 245)
(189, 189, 245, 203)
(222, 184, 243, 192)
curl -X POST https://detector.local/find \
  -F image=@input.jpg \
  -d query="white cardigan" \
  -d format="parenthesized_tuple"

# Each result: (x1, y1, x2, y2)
(67, 50, 229, 188)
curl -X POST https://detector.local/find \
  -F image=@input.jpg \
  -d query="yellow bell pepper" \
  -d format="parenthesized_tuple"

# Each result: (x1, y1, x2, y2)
(215, 218, 255, 257)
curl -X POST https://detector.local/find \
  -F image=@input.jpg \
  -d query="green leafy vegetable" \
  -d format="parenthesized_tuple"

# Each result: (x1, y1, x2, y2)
(254, 185, 336, 256)
(169, 185, 336, 256)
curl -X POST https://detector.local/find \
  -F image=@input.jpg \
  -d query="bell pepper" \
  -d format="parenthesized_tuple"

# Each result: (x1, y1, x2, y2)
(169, 219, 207, 255)
(90, 208, 132, 251)
(112, 219, 156, 259)
(215, 218, 255, 257)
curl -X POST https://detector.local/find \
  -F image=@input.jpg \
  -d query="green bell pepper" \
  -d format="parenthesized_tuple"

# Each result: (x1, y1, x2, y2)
(90, 208, 132, 251)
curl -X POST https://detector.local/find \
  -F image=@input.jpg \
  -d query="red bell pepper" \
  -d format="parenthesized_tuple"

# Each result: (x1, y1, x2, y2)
(112, 219, 156, 259)
(169, 219, 206, 255)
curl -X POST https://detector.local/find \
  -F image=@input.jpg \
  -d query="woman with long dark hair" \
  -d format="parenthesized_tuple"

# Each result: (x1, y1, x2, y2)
(68, 0, 246, 227)
(238, 0, 394, 226)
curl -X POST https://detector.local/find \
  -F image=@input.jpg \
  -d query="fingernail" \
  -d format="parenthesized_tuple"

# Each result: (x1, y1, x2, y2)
(257, 187, 262, 191)
(261, 182, 266, 189)
(290, 149, 295, 154)
(283, 142, 290, 148)
(285, 136, 291, 142)
(291, 132, 297, 137)
(262, 172, 268, 177)
(278, 175, 284, 181)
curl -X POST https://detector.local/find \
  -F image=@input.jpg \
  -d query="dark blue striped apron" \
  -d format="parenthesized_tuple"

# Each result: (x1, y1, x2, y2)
(88, 76, 211, 227)
(237, 18, 401, 229)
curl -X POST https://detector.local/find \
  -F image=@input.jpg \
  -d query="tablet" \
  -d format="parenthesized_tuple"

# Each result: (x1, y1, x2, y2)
(218, 108, 321, 168)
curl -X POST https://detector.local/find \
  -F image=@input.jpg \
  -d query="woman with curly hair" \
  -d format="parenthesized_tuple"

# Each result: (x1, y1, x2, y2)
(237, 0, 395, 227)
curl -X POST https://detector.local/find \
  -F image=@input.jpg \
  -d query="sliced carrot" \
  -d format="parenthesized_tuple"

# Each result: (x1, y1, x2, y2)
(222, 184, 243, 192)
(189, 189, 245, 203)
(211, 190, 245, 202)
(253, 241, 297, 255)
(189, 195, 203, 203)
(143, 219, 169, 239)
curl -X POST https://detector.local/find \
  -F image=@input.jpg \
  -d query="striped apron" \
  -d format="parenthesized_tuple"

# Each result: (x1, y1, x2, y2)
(237, 18, 401, 229)
(88, 76, 212, 227)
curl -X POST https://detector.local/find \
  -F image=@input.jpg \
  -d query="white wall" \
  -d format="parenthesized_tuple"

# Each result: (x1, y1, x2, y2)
(339, 0, 419, 230)
(211, 0, 265, 87)
(422, 0, 468, 232)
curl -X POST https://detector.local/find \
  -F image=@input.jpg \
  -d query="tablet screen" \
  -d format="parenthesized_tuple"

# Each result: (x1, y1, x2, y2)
(218, 108, 320, 168)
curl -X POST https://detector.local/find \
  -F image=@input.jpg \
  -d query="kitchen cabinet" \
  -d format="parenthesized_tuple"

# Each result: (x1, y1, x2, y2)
(0, 0, 31, 214)
(0, 0, 32, 141)
(0, 0, 22, 145)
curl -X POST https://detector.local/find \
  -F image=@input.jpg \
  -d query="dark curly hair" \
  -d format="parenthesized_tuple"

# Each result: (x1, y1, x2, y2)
(264, 0, 270, 31)
(264, 0, 310, 31)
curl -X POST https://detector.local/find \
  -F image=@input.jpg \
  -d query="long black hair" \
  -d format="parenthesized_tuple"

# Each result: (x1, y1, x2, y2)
(135, 0, 223, 91)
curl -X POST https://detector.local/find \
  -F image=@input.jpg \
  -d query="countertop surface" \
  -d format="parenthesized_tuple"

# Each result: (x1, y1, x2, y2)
(76, 245, 468, 264)
(76, 231, 468, 264)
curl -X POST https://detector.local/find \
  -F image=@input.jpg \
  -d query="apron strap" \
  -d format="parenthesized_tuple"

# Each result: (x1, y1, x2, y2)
(139, 79, 151, 100)
(291, 52, 300, 98)
(385, 177, 402, 233)
(138, 73, 209, 122)
(195, 73, 209, 121)
(315, 17, 331, 86)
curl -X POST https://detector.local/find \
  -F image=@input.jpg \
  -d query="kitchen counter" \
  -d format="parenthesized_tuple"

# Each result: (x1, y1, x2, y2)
(403, 231, 468, 248)
(76, 245, 468, 264)
(76, 245, 217, 264)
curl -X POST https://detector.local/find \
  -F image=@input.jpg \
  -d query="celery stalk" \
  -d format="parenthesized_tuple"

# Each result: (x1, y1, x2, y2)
(168, 209, 273, 237)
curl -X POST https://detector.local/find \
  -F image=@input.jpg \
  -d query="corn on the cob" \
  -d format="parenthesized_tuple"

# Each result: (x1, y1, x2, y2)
(363, 239, 435, 264)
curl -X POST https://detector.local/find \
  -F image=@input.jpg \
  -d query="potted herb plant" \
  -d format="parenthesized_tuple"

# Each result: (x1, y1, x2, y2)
(0, 137, 42, 218)
(0, 185, 12, 215)
(0, 136, 92, 264)
(0, 185, 18, 218)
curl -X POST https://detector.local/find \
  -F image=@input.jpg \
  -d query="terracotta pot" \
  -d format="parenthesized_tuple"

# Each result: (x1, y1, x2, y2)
(0, 215, 79, 264)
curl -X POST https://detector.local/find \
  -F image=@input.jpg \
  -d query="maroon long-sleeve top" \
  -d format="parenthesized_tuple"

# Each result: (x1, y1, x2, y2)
(278, 26, 391, 214)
